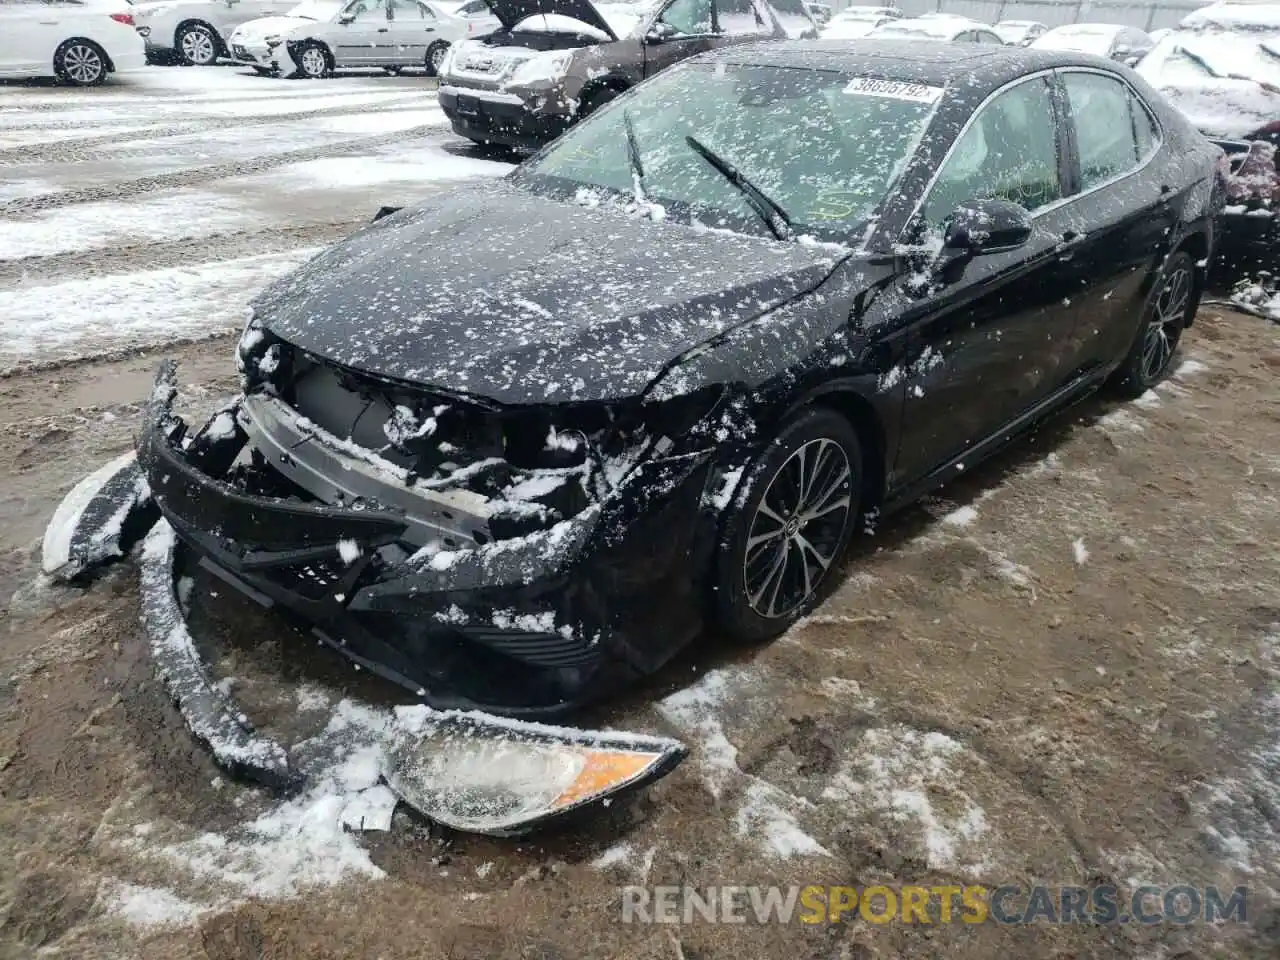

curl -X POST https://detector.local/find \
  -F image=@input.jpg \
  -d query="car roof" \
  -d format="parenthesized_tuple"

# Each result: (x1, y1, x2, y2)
(698, 38, 1120, 92)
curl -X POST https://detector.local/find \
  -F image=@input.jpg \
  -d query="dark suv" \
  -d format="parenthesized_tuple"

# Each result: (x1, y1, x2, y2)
(437, 0, 815, 149)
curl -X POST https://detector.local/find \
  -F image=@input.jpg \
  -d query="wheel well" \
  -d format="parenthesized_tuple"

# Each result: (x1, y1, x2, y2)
(809, 392, 887, 515)
(176, 19, 225, 56)
(57, 38, 113, 72)
(1173, 231, 1210, 319)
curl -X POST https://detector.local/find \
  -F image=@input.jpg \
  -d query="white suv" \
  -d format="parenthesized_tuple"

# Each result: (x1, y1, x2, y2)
(133, 0, 298, 65)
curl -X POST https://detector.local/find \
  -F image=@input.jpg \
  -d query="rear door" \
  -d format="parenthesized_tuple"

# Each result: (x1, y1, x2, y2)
(891, 74, 1083, 487)
(642, 0, 715, 78)
(1052, 68, 1178, 377)
(384, 0, 438, 64)
(0, 0, 61, 74)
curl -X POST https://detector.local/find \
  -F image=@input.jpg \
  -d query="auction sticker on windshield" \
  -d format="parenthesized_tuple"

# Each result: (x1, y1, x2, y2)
(843, 77, 944, 102)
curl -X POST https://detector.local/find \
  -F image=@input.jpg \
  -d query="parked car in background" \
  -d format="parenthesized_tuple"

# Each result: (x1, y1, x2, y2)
(993, 19, 1046, 46)
(148, 41, 1221, 715)
(1136, 2, 1280, 274)
(438, 0, 800, 150)
(229, 0, 486, 76)
(1032, 22, 1154, 64)
(820, 8, 893, 39)
(869, 15, 1003, 44)
(0, 0, 145, 85)
(759, 0, 820, 38)
(133, 0, 302, 65)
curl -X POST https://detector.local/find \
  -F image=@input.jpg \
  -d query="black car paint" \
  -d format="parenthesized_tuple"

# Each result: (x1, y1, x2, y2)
(145, 42, 1221, 716)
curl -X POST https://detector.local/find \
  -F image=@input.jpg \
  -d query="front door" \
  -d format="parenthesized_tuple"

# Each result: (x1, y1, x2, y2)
(334, 0, 390, 66)
(642, 0, 715, 78)
(892, 74, 1080, 487)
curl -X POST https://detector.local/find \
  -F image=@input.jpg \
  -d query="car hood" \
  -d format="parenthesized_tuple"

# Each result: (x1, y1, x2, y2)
(483, 0, 617, 40)
(1137, 36, 1280, 138)
(231, 16, 316, 41)
(253, 182, 844, 406)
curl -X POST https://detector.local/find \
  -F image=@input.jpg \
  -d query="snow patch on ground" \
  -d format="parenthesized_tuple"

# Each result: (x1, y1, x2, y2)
(821, 726, 990, 871)
(1175, 359, 1209, 378)
(1072, 538, 1089, 566)
(941, 504, 978, 528)
(101, 880, 213, 929)
(0, 249, 319, 368)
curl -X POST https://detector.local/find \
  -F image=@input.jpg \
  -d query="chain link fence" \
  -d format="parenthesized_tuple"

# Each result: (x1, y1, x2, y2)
(828, 0, 1214, 30)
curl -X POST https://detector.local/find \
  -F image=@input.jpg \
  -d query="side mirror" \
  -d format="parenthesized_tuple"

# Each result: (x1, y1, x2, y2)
(942, 198, 1032, 256)
(338, 13, 355, 23)
(645, 21, 678, 43)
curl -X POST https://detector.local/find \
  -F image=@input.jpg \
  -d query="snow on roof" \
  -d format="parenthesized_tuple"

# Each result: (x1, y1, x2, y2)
(1182, 2, 1280, 32)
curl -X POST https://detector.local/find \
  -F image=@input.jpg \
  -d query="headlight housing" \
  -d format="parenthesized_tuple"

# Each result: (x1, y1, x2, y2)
(385, 706, 686, 835)
(265, 35, 282, 48)
(505, 50, 575, 88)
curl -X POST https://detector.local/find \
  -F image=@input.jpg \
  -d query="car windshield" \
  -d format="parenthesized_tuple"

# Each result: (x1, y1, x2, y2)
(520, 62, 940, 241)
(287, 0, 344, 19)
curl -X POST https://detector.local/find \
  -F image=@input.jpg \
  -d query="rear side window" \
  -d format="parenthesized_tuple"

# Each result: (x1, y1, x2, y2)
(924, 76, 1062, 224)
(1064, 72, 1145, 189)
(717, 0, 770, 36)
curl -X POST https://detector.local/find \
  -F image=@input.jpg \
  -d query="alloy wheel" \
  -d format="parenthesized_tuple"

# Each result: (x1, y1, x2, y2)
(301, 47, 327, 77)
(181, 28, 217, 65)
(1142, 265, 1189, 382)
(62, 44, 104, 84)
(743, 438, 853, 619)
(430, 44, 449, 72)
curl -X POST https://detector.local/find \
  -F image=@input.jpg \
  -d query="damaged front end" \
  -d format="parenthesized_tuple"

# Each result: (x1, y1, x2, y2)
(138, 320, 731, 719)
(1213, 138, 1280, 279)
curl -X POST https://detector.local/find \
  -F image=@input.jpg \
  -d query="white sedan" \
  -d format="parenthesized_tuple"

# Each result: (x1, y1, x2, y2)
(0, 0, 146, 85)
(132, 0, 299, 66)
(229, 0, 487, 77)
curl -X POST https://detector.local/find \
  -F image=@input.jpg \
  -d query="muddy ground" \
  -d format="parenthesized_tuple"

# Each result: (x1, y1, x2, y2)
(0, 306, 1277, 960)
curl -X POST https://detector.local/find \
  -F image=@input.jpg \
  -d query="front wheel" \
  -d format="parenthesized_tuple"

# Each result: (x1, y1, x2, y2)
(294, 41, 332, 79)
(425, 41, 450, 77)
(54, 40, 107, 86)
(176, 23, 220, 66)
(1111, 251, 1197, 398)
(713, 408, 862, 644)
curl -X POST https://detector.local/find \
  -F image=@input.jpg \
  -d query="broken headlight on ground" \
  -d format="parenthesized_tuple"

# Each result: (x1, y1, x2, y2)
(385, 707, 686, 835)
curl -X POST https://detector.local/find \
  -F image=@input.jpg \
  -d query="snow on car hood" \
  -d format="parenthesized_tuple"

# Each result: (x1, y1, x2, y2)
(231, 16, 318, 42)
(1032, 26, 1119, 56)
(252, 182, 843, 405)
(1138, 35, 1280, 137)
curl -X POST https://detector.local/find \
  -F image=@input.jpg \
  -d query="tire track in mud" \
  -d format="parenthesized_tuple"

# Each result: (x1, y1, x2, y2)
(0, 123, 441, 213)
(0, 99, 437, 164)
(0, 221, 357, 287)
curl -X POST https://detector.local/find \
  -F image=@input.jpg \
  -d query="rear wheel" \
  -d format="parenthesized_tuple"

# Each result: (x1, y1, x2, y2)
(54, 40, 107, 86)
(176, 23, 220, 66)
(714, 408, 862, 644)
(295, 41, 332, 79)
(1111, 251, 1197, 398)
(425, 41, 450, 77)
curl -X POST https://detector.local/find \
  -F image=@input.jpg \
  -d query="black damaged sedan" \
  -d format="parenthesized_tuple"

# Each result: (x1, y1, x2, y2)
(138, 41, 1223, 716)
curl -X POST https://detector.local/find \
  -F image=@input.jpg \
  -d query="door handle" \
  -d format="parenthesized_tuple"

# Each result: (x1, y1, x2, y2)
(377, 27, 389, 31)
(40, 20, 59, 24)
(1056, 230, 1086, 261)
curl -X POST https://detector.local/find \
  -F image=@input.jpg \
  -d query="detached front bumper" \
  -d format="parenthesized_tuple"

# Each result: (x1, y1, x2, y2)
(438, 84, 572, 149)
(136, 363, 716, 718)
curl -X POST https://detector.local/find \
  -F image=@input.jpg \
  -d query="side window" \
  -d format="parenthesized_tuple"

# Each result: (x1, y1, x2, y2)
(1129, 89, 1160, 160)
(1064, 72, 1141, 189)
(344, 0, 389, 22)
(976, 31, 1001, 44)
(658, 0, 713, 36)
(716, 0, 769, 36)
(389, 0, 426, 19)
(923, 77, 1062, 225)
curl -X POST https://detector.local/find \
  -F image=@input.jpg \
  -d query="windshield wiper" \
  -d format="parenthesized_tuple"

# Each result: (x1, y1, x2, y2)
(683, 134, 792, 241)
(623, 109, 647, 204)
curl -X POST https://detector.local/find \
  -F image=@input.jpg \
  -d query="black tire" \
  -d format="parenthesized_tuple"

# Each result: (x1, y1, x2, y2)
(577, 85, 621, 119)
(713, 408, 862, 644)
(176, 22, 220, 66)
(252, 66, 276, 77)
(54, 39, 108, 86)
(1110, 251, 1198, 398)
(294, 41, 333, 79)
(424, 41, 450, 77)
